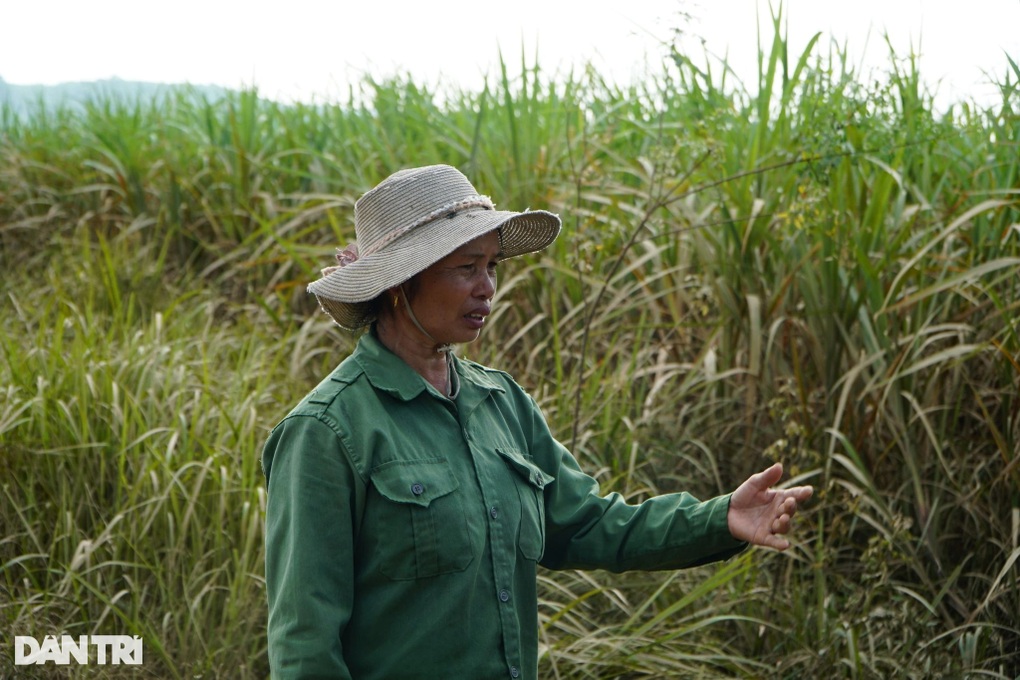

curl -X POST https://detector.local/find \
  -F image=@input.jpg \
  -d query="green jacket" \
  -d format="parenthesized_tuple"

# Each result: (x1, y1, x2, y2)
(262, 332, 746, 679)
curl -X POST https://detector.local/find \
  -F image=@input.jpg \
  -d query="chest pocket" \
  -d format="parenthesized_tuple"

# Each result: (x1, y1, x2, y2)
(369, 459, 473, 580)
(496, 448, 553, 561)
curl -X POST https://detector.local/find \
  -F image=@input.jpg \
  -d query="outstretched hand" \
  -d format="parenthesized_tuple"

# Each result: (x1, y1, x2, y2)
(727, 463, 813, 551)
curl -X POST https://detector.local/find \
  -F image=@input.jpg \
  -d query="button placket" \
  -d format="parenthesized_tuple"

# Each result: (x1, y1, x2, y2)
(459, 407, 525, 680)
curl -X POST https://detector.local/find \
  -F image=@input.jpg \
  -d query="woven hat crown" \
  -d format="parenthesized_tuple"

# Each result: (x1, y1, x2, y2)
(354, 165, 493, 255)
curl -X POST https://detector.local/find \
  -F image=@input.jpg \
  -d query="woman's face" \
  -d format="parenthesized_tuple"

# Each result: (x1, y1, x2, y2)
(405, 230, 502, 346)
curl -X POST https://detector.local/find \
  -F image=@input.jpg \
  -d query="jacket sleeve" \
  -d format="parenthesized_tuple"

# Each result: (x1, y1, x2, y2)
(262, 414, 364, 680)
(520, 396, 748, 572)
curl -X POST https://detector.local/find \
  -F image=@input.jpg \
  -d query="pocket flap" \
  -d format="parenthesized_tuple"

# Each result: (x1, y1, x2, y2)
(371, 459, 460, 508)
(496, 448, 553, 490)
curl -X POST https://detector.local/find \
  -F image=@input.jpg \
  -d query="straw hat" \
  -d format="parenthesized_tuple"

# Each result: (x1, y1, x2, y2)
(307, 164, 561, 330)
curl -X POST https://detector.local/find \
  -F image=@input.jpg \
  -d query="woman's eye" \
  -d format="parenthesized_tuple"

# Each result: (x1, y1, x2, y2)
(457, 260, 498, 273)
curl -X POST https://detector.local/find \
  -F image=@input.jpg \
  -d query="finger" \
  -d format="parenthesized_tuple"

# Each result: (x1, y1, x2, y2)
(750, 462, 784, 490)
(786, 485, 814, 501)
(775, 487, 812, 509)
(769, 497, 796, 525)
(771, 513, 791, 535)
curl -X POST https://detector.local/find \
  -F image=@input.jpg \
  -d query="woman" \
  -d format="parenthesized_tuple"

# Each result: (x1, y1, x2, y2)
(262, 164, 813, 679)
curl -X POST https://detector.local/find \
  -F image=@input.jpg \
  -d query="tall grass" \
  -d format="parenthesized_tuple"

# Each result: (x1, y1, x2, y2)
(2, 14, 1018, 678)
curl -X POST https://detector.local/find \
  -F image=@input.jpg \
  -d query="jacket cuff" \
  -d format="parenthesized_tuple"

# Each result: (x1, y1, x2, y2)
(691, 493, 750, 566)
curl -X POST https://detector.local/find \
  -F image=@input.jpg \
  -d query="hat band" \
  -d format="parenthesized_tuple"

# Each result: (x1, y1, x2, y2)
(360, 195, 495, 258)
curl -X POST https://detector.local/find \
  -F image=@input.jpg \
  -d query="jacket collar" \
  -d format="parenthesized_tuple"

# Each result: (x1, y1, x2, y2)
(353, 330, 505, 405)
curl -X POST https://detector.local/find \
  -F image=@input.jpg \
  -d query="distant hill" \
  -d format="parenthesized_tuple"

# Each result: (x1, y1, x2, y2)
(0, 76, 231, 117)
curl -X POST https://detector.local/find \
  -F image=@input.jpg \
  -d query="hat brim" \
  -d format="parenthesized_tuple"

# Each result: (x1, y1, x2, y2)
(307, 207, 561, 330)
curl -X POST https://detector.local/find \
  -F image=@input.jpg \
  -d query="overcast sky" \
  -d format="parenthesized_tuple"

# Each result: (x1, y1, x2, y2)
(2, 0, 1018, 110)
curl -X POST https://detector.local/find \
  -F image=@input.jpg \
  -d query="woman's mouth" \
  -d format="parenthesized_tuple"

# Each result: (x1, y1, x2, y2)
(464, 310, 489, 329)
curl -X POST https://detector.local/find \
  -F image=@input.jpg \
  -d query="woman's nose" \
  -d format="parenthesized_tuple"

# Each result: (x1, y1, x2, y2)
(475, 271, 496, 298)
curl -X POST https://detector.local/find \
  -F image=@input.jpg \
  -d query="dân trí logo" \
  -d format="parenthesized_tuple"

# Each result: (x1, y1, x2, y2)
(15, 635, 143, 665)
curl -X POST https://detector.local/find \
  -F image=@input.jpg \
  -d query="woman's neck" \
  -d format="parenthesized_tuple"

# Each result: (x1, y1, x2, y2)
(375, 316, 450, 395)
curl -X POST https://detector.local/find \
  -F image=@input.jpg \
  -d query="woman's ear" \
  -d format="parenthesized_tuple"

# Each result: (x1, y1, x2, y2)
(374, 287, 401, 320)
(397, 275, 421, 302)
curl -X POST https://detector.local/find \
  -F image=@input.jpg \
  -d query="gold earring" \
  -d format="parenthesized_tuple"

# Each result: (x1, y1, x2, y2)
(393, 295, 399, 309)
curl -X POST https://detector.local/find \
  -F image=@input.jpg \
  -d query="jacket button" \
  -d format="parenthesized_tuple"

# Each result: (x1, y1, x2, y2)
(490, 506, 498, 519)
(499, 589, 510, 602)
(411, 483, 425, 496)
(510, 666, 519, 678)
